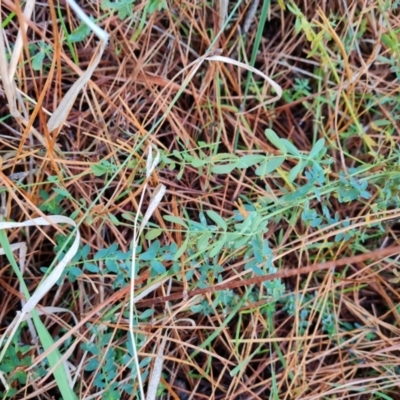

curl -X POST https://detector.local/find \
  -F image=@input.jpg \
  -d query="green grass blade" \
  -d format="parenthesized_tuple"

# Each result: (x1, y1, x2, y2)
(241, 0, 271, 108)
(0, 230, 78, 400)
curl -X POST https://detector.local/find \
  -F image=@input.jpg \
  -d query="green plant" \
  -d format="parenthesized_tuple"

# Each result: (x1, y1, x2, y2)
(31, 41, 52, 71)
(0, 328, 31, 398)
(101, 0, 135, 20)
(3, 0, 400, 398)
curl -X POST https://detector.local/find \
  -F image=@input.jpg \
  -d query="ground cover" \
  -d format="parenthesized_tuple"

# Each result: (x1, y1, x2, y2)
(1, 1, 400, 399)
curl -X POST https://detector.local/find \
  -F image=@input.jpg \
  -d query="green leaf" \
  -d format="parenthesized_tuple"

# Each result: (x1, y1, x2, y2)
(186, 268, 195, 281)
(255, 161, 268, 177)
(150, 260, 166, 274)
(121, 213, 135, 222)
(280, 139, 300, 156)
(39, 190, 50, 201)
(197, 232, 211, 249)
(230, 356, 252, 376)
(264, 129, 286, 153)
(107, 213, 120, 226)
(206, 210, 227, 231)
(174, 237, 189, 261)
(81, 244, 90, 259)
(90, 163, 108, 177)
(309, 138, 325, 159)
(145, 228, 163, 240)
(32, 51, 45, 71)
(234, 214, 255, 233)
(147, 0, 166, 13)
(373, 119, 391, 127)
(266, 156, 286, 173)
(209, 234, 227, 258)
(0, 231, 79, 400)
(47, 175, 59, 182)
(188, 220, 209, 231)
(70, 208, 80, 221)
(382, 33, 394, 48)
(236, 155, 265, 169)
(101, 0, 133, 19)
(176, 164, 185, 180)
(84, 262, 99, 273)
(172, 150, 182, 160)
(211, 163, 237, 174)
(139, 249, 156, 261)
(288, 161, 305, 183)
(163, 215, 188, 228)
(212, 153, 238, 161)
(138, 309, 154, 320)
(105, 258, 119, 273)
(53, 187, 70, 198)
(68, 266, 83, 277)
(84, 358, 99, 371)
(255, 156, 285, 176)
(191, 158, 208, 168)
(69, 20, 92, 43)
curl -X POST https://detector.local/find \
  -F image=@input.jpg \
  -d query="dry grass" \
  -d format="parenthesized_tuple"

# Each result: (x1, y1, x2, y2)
(1, 0, 400, 399)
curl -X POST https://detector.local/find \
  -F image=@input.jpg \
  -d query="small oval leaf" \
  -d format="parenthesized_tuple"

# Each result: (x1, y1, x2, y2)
(288, 161, 305, 183)
(150, 260, 166, 274)
(309, 138, 325, 159)
(209, 234, 227, 258)
(281, 139, 300, 156)
(191, 158, 208, 168)
(255, 156, 285, 176)
(174, 237, 189, 261)
(236, 155, 265, 169)
(264, 129, 286, 153)
(145, 228, 163, 240)
(206, 210, 227, 231)
(211, 164, 237, 174)
(163, 215, 188, 228)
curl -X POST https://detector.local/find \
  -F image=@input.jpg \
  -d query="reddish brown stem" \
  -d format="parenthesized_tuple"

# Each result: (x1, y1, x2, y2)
(136, 244, 400, 307)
